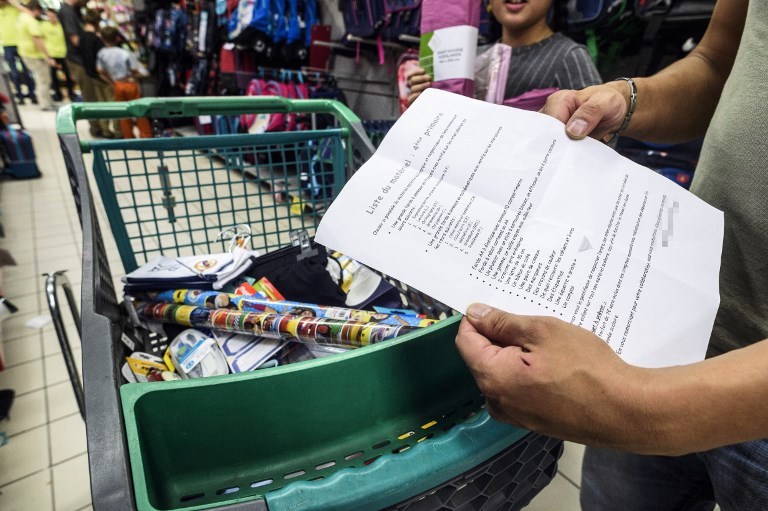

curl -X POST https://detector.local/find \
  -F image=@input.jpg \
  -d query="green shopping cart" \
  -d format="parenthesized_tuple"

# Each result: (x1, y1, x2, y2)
(57, 96, 562, 511)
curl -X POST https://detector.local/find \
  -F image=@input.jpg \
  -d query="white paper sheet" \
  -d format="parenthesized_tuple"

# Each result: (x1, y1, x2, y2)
(316, 89, 723, 368)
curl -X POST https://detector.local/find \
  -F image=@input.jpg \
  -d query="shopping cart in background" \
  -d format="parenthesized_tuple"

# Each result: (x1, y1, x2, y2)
(57, 97, 562, 511)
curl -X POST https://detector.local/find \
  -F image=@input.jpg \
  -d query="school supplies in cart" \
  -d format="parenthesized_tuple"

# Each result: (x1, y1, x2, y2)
(123, 248, 259, 292)
(129, 289, 437, 327)
(132, 301, 419, 348)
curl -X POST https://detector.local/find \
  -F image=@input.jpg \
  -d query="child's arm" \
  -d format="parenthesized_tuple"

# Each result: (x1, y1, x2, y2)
(128, 51, 148, 79)
(96, 52, 114, 85)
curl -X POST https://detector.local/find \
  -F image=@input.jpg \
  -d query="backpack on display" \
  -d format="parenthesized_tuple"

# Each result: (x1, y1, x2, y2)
(229, 0, 273, 44)
(340, 0, 385, 38)
(381, 0, 421, 40)
(240, 79, 289, 133)
(0, 127, 41, 179)
(152, 7, 188, 54)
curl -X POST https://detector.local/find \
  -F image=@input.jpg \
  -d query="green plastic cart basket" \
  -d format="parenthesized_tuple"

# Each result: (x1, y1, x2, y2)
(57, 97, 563, 511)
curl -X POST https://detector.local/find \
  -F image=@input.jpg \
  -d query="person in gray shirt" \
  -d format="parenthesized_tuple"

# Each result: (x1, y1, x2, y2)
(407, 0, 601, 107)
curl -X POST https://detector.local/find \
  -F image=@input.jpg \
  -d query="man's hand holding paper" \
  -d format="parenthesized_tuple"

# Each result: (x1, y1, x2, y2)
(317, 88, 723, 369)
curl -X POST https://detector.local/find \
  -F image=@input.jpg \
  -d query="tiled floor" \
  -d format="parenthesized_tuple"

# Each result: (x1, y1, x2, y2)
(0, 104, 91, 511)
(0, 104, 584, 510)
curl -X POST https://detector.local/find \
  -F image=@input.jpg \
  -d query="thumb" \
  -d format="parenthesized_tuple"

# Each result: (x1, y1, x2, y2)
(465, 303, 545, 350)
(564, 98, 607, 140)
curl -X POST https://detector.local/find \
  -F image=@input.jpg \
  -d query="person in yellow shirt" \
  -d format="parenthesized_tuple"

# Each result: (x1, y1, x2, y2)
(18, 0, 56, 110)
(0, 0, 36, 104)
(41, 9, 74, 102)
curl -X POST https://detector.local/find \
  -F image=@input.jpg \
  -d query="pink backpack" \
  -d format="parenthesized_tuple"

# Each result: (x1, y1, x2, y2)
(240, 79, 289, 133)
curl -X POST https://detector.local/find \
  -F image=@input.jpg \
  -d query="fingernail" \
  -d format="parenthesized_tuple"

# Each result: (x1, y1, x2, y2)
(566, 118, 589, 138)
(467, 303, 491, 319)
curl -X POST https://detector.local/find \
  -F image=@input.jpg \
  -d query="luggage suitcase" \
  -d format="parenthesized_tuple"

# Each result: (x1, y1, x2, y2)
(0, 126, 41, 178)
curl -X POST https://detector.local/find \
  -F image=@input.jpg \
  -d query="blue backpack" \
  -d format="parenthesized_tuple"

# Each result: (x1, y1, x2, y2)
(0, 127, 41, 179)
(152, 7, 188, 54)
(229, 0, 273, 44)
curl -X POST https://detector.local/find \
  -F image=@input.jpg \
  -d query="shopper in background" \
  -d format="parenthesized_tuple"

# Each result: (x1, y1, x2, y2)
(18, 0, 56, 111)
(41, 9, 74, 102)
(97, 27, 151, 139)
(80, 8, 118, 138)
(0, 0, 36, 104)
(406, 0, 601, 107)
(456, 0, 768, 508)
(59, 0, 114, 135)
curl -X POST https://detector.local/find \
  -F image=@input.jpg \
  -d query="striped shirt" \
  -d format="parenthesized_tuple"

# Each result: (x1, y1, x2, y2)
(480, 33, 602, 100)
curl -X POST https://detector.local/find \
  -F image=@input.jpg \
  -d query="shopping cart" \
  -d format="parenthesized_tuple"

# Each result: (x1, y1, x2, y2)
(57, 97, 563, 511)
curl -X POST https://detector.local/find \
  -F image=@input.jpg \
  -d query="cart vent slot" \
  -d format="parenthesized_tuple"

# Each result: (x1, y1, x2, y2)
(250, 479, 273, 488)
(344, 450, 364, 461)
(216, 486, 240, 496)
(364, 456, 381, 466)
(315, 461, 336, 470)
(398, 431, 415, 440)
(462, 399, 475, 407)
(180, 493, 204, 502)
(393, 444, 411, 454)
(421, 420, 438, 429)
(463, 410, 477, 420)
(442, 422, 456, 431)
(284, 470, 306, 480)
(417, 434, 434, 443)
(372, 440, 391, 450)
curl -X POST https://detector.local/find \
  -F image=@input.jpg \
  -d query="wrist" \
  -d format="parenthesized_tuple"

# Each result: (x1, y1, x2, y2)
(599, 364, 665, 452)
(630, 364, 721, 456)
(605, 78, 637, 143)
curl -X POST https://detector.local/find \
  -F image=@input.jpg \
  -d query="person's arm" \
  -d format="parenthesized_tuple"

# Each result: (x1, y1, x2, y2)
(58, 7, 81, 47)
(560, 47, 602, 89)
(542, 0, 748, 143)
(33, 35, 57, 66)
(455, 304, 768, 456)
(8, 0, 31, 15)
(96, 51, 113, 84)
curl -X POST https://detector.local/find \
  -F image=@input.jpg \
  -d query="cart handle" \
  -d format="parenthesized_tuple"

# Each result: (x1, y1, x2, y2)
(56, 96, 363, 135)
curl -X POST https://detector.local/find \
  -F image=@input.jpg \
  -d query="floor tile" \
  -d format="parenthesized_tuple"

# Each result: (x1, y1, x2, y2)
(38, 257, 82, 277)
(43, 327, 83, 357)
(522, 474, 580, 511)
(46, 380, 81, 421)
(0, 469, 54, 511)
(0, 359, 45, 395)
(4, 293, 41, 315)
(51, 453, 91, 511)
(0, 426, 49, 487)
(2, 334, 43, 367)
(44, 348, 83, 386)
(558, 442, 585, 486)
(3, 265, 40, 286)
(37, 245, 81, 265)
(50, 414, 87, 465)
(3, 389, 46, 436)
(2, 311, 49, 342)
(36, 234, 80, 251)
(2, 279, 42, 298)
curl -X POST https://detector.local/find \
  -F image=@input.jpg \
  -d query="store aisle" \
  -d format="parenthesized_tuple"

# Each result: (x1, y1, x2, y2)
(0, 105, 583, 511)
(0, 104, 91, 511)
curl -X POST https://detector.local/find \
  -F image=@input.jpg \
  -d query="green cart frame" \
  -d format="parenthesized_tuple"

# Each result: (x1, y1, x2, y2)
(57, 97, 562, 511)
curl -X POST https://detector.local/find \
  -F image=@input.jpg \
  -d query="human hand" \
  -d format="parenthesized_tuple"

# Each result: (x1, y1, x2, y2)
(48, 58, 58, 68)
(406, 67, 432, 107)
(455, 303, 656, 451)
(541, 81, 630, 142)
